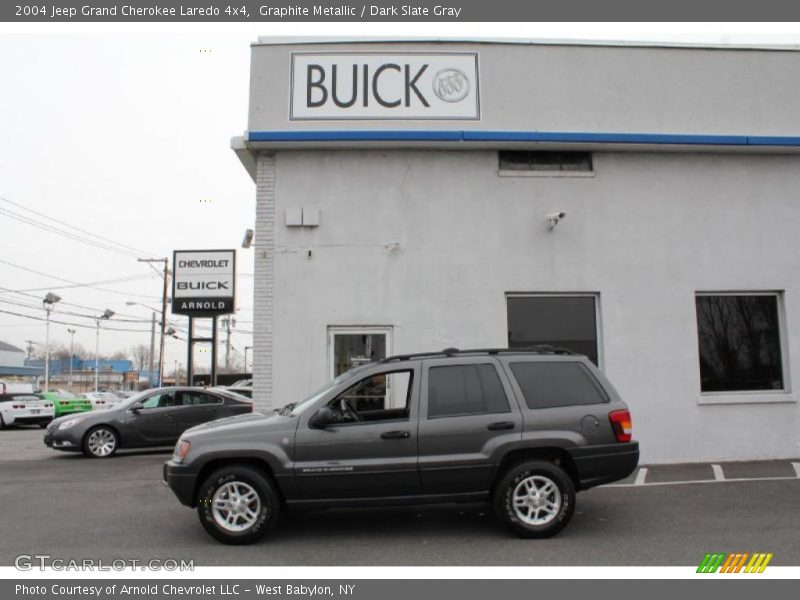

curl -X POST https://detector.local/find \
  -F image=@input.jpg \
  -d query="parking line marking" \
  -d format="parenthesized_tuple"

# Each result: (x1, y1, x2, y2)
(792, 462, 800, 478)
(602, 475, 800, 488)
(634, 467, 648, 485)
(712, 464, 725, 481)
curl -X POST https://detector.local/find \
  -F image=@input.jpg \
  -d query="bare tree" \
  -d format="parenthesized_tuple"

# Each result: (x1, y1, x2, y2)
(129, 344, 151, 372)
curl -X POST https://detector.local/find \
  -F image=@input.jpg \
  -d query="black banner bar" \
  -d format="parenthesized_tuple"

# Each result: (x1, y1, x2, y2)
(4, 579, 799, 600)
(5, 0, 800, 22)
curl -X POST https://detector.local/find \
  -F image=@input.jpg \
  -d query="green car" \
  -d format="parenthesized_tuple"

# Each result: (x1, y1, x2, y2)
(40, 392, 92, 418)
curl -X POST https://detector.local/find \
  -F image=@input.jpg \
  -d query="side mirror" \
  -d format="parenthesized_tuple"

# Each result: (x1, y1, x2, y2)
(130, 401, 144, 413)
(309, 406, 333, 429)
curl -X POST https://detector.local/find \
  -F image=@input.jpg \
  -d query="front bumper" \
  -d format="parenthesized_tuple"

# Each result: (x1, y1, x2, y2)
(567, 441, 640, 490)
(43, 426, 84, 451)
(163, 461, 198, 507)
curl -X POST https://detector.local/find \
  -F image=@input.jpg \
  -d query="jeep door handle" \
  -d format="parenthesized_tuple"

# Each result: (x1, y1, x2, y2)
(487, 421, 515, 431)
(380, 430, 411, 440)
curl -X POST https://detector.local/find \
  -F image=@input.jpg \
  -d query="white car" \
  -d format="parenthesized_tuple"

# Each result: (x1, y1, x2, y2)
(79, 392, 121, 409)
(0, 393, 55, 428)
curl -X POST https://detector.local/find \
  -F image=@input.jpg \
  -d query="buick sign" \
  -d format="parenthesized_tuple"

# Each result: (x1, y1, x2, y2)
(172, 249, 236, 317)
(290, 53, 480, 120)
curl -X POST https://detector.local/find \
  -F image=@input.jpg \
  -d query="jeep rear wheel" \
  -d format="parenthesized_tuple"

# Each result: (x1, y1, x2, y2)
(494, 460, 575, 538)
(197, 465, 280, 545)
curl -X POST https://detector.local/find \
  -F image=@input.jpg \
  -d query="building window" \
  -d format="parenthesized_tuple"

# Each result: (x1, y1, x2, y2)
(498, 150, 593, 176)
(695, 293, 786, 393)
(506, 294, 600, 365)
(328, 326, 392, 379)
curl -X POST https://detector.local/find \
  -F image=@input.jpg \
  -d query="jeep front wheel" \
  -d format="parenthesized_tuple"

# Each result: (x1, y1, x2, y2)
(197, 465, 280, 545)
(494, 460, 575, 538)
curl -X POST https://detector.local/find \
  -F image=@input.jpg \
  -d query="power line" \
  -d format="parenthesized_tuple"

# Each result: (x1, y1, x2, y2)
(0, 307, 155, 333)
(0, 195, 157, 259)
(0, 258, 161, 300)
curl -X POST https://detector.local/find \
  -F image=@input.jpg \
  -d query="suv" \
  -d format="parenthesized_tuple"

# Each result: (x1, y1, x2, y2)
(163, 348, 639, 544)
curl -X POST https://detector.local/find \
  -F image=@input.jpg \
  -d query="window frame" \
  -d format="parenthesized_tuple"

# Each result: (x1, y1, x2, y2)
(695, 291, 792, 403)
(423, 358, 514, 420)
(506, 359, 610, 410)
(506, 292, 604, 369)
(323, 368, 415, 427)
(327, 325, 393, 381)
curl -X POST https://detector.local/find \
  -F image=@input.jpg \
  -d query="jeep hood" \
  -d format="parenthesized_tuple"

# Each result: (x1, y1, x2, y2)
(182, 411, 292, 436)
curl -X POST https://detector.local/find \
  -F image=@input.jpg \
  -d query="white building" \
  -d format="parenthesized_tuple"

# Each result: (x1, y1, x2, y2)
(233, 39, 800, 464)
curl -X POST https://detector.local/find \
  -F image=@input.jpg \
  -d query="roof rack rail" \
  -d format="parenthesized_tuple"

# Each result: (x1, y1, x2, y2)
(380, 345, 576, 363)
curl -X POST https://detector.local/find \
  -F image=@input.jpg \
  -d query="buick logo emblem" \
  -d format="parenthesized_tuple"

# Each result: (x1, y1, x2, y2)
(432, 68, 470, 102)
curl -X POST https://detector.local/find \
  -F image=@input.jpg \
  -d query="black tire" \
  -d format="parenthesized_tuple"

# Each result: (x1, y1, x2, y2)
(81, 426, 119, 458)
(197, 465, 280, 545)
(494, 460, 576, 539)
(0, 414, 6, 430)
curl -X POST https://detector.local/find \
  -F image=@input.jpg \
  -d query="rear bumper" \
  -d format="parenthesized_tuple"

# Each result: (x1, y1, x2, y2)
(567, 441, 640, 490)
(11, 415, 53, 426)
(163, 461, 198, 507)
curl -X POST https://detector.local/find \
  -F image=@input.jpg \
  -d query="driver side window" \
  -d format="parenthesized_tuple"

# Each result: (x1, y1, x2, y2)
(141, 392, 177, 409)
(326, 370, 412, 424)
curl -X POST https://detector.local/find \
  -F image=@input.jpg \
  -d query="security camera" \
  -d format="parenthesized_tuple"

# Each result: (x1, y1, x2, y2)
(545, 211, 566, 232)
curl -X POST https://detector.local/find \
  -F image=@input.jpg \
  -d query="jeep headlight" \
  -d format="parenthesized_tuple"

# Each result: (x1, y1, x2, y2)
(173, 439, 191, 463)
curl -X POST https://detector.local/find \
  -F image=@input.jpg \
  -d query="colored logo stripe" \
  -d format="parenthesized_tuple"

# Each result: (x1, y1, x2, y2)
(697, 553, 773, 573)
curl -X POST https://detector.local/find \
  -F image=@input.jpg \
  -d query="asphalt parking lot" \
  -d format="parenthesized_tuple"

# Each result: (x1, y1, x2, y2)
(1, 426, 799, 566)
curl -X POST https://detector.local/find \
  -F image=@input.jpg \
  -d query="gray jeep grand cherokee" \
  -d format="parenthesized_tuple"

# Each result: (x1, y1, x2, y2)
(164, 347, 639, 544)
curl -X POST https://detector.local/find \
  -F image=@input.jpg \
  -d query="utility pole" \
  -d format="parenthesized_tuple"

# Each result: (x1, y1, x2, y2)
(138, 257, 169, 387)
(24, 340, 35, 360)
(149, 312, 156, 383)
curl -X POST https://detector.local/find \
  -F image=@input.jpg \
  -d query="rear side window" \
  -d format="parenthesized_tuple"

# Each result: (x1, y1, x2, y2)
(509, 361, 607, 409)
(428, 364, 510, 418)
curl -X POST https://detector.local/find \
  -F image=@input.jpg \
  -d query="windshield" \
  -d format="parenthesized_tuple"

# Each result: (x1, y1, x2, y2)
(118, 389, 157, 408)
(287, 364, 375, 417)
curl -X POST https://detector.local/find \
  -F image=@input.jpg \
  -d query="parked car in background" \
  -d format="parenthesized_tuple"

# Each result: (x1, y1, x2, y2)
(0, 381, 36, 394)
(79, 392, 121, 409)
(164, 347, 638, 544)
(40, 391, 93, 418)
(0, 393, 55, 428)
(209, 386, 253, 399)
(113, 390, 136, 400)
(45, 386, 253, 458)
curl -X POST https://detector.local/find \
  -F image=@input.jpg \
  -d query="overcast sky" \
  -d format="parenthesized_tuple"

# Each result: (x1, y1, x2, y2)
(1, 24, 799, 377)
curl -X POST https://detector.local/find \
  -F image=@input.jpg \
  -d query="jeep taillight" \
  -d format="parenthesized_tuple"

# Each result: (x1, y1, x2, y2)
(609, 409, 632, 443)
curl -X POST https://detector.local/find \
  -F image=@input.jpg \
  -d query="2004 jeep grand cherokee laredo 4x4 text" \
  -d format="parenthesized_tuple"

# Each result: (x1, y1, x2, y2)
(164, 347, 639, 544)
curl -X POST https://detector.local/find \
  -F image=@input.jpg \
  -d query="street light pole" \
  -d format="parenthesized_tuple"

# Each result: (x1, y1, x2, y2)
(244, 345, 252, 374)
(94, 309, 115, 393)
(67, 328, 76, 392)
(43, 292, 61, 393)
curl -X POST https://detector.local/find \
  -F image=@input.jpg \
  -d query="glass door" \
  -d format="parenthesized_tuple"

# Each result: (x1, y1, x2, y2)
(328, 326, 393, 379)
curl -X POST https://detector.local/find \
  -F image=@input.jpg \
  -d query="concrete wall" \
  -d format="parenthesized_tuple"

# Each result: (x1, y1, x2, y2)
(253, 148, 800, 464)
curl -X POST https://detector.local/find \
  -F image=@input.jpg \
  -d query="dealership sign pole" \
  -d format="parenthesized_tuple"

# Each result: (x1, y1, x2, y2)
(172, 249, 236, 387)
